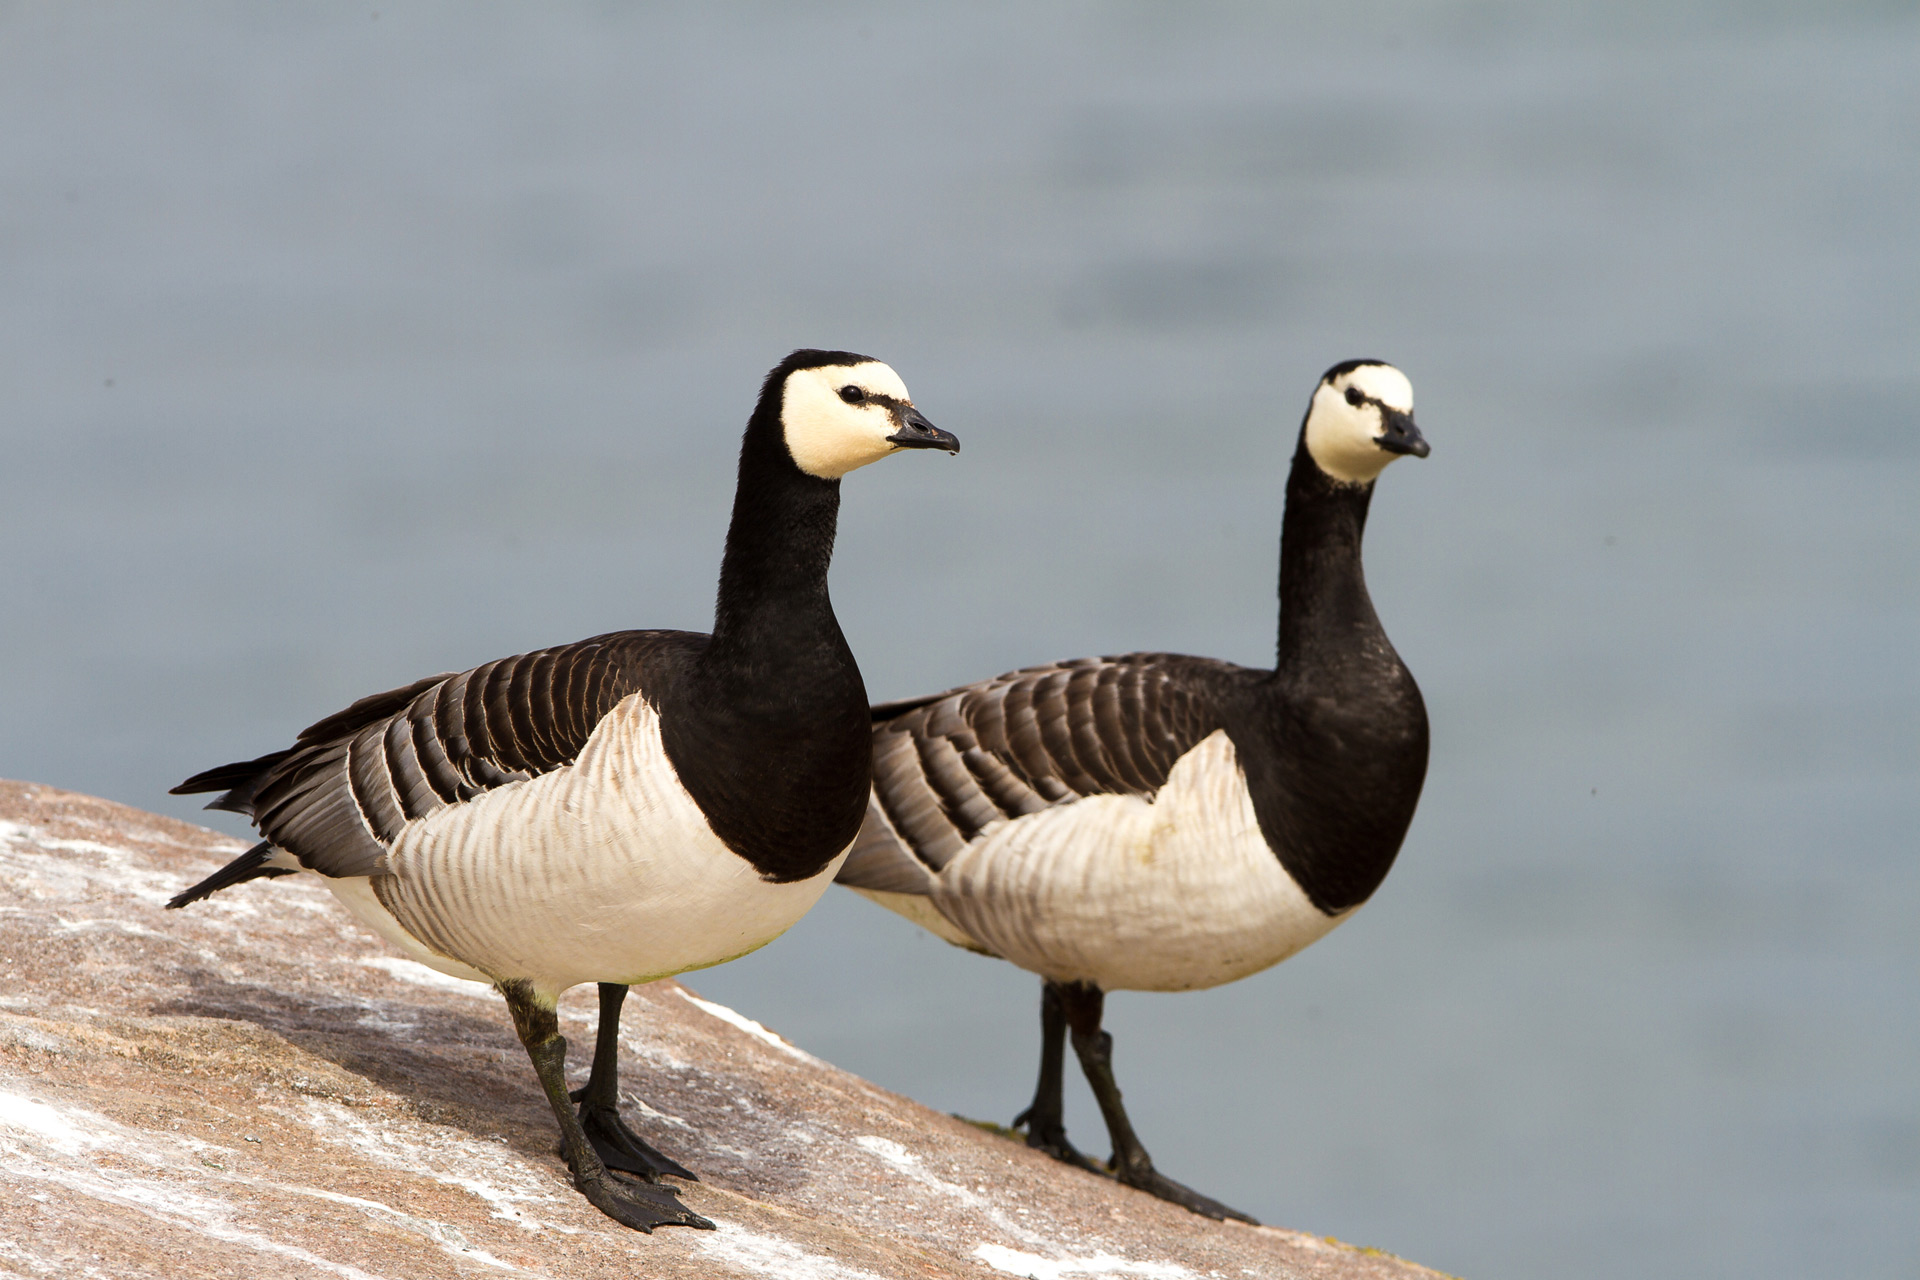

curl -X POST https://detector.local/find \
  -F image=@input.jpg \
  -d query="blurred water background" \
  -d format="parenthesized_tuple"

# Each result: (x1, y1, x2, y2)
(3, 5, 1916, 1277)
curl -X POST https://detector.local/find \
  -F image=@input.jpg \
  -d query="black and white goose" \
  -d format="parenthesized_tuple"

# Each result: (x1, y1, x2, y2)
(167, 349, 958, 1233)
(836, 359, 1428, 1223)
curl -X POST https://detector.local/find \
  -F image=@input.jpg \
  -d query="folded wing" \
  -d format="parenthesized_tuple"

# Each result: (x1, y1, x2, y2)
(839, 654, 1242, 894)
(173, 630, 700, 881)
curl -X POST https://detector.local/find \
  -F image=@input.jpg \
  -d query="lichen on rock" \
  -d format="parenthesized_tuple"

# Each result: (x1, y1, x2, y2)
(0, 780, 1440, 1280)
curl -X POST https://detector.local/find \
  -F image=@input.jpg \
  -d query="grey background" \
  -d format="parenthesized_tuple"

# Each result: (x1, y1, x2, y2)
(3, 5, 1916, 1278)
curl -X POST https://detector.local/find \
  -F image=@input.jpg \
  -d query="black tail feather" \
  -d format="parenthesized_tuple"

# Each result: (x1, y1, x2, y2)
(171, 748, 296, 815)
(166, 840, 296, 909)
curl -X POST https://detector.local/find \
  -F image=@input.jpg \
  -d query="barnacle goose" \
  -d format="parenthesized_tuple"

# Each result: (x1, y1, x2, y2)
(836, 360, 1428, 1222)
(168, 349, 959, 1233)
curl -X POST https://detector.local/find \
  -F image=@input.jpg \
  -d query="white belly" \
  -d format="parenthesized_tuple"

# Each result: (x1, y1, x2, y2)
(928, 730, 1345, 992)
(323, 694, 848, 1001)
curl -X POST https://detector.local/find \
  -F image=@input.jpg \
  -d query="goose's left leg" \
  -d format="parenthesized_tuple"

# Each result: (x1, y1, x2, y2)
(569, 983, 699, 1181)
(1012, 979, 1102, 1172)
(1055, 980, 1259, 1224)
(502, 982, 712, 1233)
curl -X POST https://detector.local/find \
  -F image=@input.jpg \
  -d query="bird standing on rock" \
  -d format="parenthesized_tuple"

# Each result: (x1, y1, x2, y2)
(836, 359, 1429, 1223)
(169, 349, 959, 1232)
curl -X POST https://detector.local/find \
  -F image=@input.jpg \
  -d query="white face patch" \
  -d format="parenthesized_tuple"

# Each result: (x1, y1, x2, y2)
(1303, 362, 1417, 485)
(780, 361, 918, 480)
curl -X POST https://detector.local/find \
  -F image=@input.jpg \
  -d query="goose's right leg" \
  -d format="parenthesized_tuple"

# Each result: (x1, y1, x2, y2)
(570, 983, 699, 1181)
(1053, 980, 1258, 1224)
(1012, 979, 1102, 1172)
(501, 982, 713, 1233)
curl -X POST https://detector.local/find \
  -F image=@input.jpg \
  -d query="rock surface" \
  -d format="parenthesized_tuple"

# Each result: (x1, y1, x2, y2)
(0, 780, 1446, 1280)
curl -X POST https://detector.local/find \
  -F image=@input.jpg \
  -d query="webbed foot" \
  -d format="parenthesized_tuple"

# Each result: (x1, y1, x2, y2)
(503, 984, 711, 1236)
(1113, 1160, 1259, 1224)
(575, 1095, 698, 1182)
(1012, 1103, 1105, 1175)
(577, 1168, 714, 1232)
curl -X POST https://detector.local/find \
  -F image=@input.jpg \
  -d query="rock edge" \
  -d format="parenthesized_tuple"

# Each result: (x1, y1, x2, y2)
(0, 779, 1446, 1280)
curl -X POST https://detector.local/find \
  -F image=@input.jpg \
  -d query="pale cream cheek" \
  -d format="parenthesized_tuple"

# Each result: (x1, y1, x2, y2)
(784, 408, 896, 479)
(1304, 389, 1394, 484)
(781, 366, 906, 479)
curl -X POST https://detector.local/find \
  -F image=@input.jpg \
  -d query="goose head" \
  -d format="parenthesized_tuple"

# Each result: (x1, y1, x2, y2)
(774, 350, 959, 480)
(1302, 360, 1429, 485)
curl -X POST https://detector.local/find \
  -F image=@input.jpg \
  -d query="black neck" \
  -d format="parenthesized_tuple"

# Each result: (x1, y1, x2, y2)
(1275, 441, 1383, 675)
(661, 386, 873, 886)
(707, 409, 846, 666)
(1226, 436, 1426, 915)
(703, 345, 879, 672)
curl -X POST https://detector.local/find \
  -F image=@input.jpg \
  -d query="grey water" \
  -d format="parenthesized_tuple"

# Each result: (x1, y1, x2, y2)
(2, 5, 1915, 1277)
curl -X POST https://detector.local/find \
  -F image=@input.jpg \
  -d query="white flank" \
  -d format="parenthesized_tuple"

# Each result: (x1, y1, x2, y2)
(846, 885, 992, 953)
(329, 878, 497, 986)
(928, 731, 1347, 992)
(780, 361, 917, 479)
(323, 694, 848, 1001)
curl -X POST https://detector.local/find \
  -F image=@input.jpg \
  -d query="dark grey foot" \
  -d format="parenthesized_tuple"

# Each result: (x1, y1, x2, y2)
(1113, 1160, 1259, 1224)
(576, 1098, 698, 1182)
(1048, 978, 1261, 1225)
(1014, 979, 1107, 1176)
(578, 1167, 714, 1233)
(566, 982, 700, 1184)
(1011, 1103, 1104, 1174)
(502, 981, 712, 1236)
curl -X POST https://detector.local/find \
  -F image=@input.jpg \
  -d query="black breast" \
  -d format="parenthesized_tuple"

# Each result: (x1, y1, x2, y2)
(1224, 659, 1428, 915)
(658, 645, 874, 885)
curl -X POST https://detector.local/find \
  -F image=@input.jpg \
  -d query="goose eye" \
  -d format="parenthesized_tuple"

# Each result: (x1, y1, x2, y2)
(1345, 386, 1365, 407)
(839, 385, 865, 405)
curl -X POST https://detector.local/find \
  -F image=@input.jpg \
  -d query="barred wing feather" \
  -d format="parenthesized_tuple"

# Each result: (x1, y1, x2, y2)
(172, 631, 700, 879)
(841, 654, 1241, 891)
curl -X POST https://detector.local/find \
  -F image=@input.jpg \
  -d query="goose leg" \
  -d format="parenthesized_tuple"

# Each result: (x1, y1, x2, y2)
(501, 982, 713, 1232)
(1011, 980, 1102, 1172)
(567, 983, 699, 1181)
(1055, 980, 1259, 1224)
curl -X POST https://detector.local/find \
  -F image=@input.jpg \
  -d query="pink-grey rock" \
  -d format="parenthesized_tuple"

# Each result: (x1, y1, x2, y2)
(0, 779, 1449, 1280)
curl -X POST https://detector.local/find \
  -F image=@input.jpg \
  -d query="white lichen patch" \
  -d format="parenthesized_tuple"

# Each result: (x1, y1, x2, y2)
(856, 1136, 1199, 1280)
(0, 1235, 64, 1277)
(359, 956, 496, 997)
(293, 1098, 566, 1232)
(0, 819, 190, 908)
(677, 990, 820, 1064)
(625, 1093, 695, 1131)
(617, 1026, 693, 1073)
(0, 815, 327, 921)
(52, 915, 169, 939)
(973, 1243, 1198, 1280)
(0, 1084, 513, 1277)
(0, 1019, 70, 1055)
(854, 1135, 1044, 1248)
(0, 1089, 105, 1155)
(696, 1220, 890, 1280)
